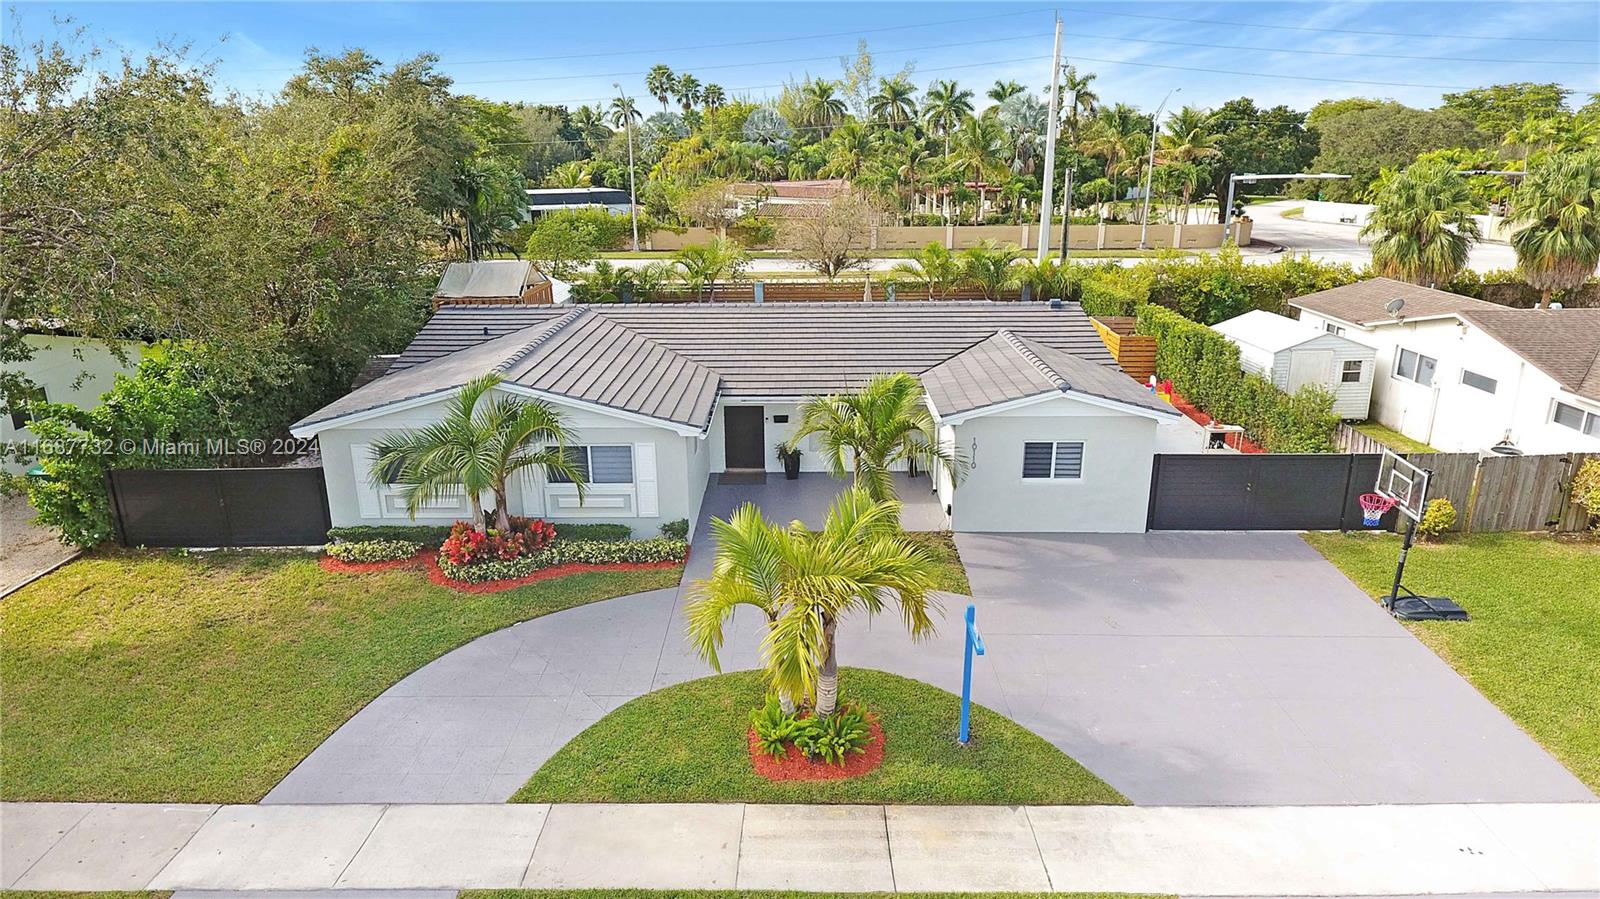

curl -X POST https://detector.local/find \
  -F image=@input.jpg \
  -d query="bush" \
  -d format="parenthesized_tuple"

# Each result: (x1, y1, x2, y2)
(750, 694, 808, 759)
(525, 209, 633, 278)
(1571, 459, 1600, 533)
(436, 536, 688, 583)
(556, 522, 632, 541)
(1079, 268, 1149, 317)
(328, 524, 454, 546)
(1136, 305, 1339, 452)
(747, 695, 872, 766)
(660, 518, 689, 540)
(1417, 498, 1457, 540)
(439, 518, 558, 567)
(324, 539, 422, 563)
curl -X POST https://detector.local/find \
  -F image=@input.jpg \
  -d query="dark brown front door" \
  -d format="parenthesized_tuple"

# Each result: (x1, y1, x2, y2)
(724, 406, 765, 469)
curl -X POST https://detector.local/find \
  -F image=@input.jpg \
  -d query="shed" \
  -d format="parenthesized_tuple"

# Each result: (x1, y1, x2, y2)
(432, 260, 551, 307)
(1212, 310, 1375, 418)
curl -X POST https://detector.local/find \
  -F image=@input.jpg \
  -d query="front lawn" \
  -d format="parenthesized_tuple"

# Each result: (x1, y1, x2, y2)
(1351, 420, 1440, 454)
(513, 668, 1125, 805)
(0, 550, 680, 802)
(1303, 532, 1599, 791)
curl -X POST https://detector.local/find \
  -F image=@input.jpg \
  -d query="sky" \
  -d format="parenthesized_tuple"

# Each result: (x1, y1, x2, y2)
(5, 1, 1598, 116)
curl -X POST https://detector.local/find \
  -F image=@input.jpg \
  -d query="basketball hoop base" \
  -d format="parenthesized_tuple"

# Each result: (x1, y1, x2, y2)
(1387, 587, 1469, 621)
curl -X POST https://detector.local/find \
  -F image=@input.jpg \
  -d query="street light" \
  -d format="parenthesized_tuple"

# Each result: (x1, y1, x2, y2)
(1221, 172, 1351, 244)
(614, 81, 641, 252)
(1137, 87, 1179, 251)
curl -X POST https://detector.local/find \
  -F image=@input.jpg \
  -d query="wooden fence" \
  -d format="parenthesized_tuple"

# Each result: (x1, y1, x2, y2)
(1390, 451, 1596, 534)
(1090, 316, 1158, 379)
(1334, 423, 1391, 454)
(645, 221, 1252, 252)
(644, 280, 1024, 303)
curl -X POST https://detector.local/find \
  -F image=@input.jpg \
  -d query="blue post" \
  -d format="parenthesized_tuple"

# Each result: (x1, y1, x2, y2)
(959, 603, 985, 745)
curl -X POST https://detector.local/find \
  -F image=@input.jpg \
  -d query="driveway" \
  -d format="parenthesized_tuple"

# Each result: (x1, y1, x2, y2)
(1, 493, 78, 597)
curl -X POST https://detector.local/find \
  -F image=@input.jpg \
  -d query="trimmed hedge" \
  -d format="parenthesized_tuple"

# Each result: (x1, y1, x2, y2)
(1137, 305, 1339, 453)
(437, 537, 689, 583)
(324, 539, 422, 563)
(328, 522, 633, 546)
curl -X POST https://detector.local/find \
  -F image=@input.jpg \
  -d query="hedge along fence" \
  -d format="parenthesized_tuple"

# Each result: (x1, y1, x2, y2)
(1136, 305, 1340, 453)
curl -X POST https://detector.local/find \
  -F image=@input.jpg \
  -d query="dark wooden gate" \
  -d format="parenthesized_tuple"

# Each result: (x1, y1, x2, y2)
(108, 467, 331, 547)
(1146, 453, 1390, 531)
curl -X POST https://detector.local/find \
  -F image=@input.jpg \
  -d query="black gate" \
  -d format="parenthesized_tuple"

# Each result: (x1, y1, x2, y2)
(108, 467, 331, 547)
(1147, 453, 1389, 531)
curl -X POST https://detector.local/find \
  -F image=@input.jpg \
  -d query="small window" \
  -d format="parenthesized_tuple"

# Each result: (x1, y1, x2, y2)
(1552, 402, 1587, 431)
(1587, 413, 1600, 438)
(1395, 348, 1437, 386)
(1324, 322, 1345, 336)
(1340, 360, 1363, 384)
(1022, 441, 1083, 479)
(551, 445, 634, 484)
(7, 385, 46, 431)
(1461, 370, 1497, 394)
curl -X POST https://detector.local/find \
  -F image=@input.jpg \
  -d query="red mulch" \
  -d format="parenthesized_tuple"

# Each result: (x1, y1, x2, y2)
(318, 550, 431, 574)
(1164, 388, 1266, 453)
(318, 548, 686, 593)
(748, 717, 885, 782)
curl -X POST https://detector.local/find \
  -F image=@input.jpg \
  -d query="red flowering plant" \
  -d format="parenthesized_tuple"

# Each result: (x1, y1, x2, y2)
(439, 517, 559, 568)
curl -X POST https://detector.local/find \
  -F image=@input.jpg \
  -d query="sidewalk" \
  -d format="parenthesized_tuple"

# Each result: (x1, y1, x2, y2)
(3, 801, 1597, 894)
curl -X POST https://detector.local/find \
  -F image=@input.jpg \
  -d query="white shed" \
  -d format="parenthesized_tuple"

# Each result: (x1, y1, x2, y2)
(1212, 310, 1375, 419)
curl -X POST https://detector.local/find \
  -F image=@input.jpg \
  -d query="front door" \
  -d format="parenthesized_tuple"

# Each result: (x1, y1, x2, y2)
(724, 406, 765, 470)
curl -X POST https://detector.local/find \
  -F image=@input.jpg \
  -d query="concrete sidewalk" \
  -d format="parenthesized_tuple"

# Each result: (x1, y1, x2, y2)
(3, 801, 1597, 894)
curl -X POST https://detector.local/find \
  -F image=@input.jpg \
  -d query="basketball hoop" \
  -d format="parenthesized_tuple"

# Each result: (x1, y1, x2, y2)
(1359, 493, 1396, 527)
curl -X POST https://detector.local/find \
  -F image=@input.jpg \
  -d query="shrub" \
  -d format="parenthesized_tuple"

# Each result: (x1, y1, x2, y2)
(555, 522, 632, 541)
(525, 209, 633, 278)
(328, 524, 454, 546)
(1417, 498, 1457, 540)
(324, 539, 422, 563)
(1136, 305, 1339, 453)
(436, 536, 688, 583)
(750, 695, 807, 759)
(1571, 459, 1600, 533)
(794, 705, 872, 765)
(660, 518, 689, 540)
(439, 517, 558, 567)
(1079, 269, 1149, 317)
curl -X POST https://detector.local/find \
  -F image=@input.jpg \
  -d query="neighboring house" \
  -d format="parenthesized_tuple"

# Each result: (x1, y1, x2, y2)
(1212, 310, 1376, 419)
(729, 179, 850, 217)
(524, 187, 632, 219)
(433, 260, 552, 306)
(2, 329, 146, 472)
(290, 302, 1178, 536)
(1292, 278, 1600, 454)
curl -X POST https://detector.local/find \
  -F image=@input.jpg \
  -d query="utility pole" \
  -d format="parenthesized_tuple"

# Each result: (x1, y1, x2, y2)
(1035, 13, 1063, 263)
(614, 82, 641, 252)
(1138, 87, 1178, 250)
(1059, 169, 1073, 261)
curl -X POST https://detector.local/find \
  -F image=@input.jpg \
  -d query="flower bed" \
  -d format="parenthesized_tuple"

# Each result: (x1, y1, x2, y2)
(436, 537, 689, 583)
(748, 717, 885, 782)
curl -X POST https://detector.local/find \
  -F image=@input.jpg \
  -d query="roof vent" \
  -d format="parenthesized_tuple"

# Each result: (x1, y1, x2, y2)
(1048, 298, 1064, 310)
(482, 326, 491, 336)
(1550, 302, 1563, 310)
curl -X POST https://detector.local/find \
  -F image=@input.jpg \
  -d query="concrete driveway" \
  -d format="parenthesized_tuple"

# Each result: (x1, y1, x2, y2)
(955, 531, 1592, 806)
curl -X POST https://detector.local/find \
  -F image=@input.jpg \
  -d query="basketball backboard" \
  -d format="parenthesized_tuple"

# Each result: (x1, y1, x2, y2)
(1375, 449, 1430, 522)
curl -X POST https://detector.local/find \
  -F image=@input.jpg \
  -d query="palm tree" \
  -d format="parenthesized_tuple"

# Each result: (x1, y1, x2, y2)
(370, 373, 585, 534)
(1013, 256, 1070, 301)
(1507, 149, 1600, 307)
(570, 105, 612, 151)
(645, 64, 675, 112)
(785, 371, 964, 507)
(896, 137, 937, 218)
(869, 76, 918, 129)
(1060, 65, 1099, 145)
(544, 160, 593, 188)
(922, 79, 974, 155)
(986, 79, 1026, 107)
(949, 115, 1009, 222)
(959, 240, 1023, 299)
(1159, 106, 1222, 165)
(702, 83, 727, 111)
(673, 73, 703, 113)
(1360, 160, 1482, 287)
(890, 241, 963, 297)
(672, 237, 749, 300)
(798, 78, 848, 132)
(687, 488, 940, 718)
(608, 95, 641, 129)
(820, 121, 873, 180)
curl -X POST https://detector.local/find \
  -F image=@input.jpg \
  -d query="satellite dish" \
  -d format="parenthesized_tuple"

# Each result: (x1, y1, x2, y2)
(1384, 297, 1406, 318)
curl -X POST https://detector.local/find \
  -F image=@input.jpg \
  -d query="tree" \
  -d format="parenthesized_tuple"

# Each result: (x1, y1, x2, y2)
(1305, 101, 1484, 201)
(645, 64, 675, 112)
(986, 79, 1026, 107)
(673, 73, 703, 113)
(702, 83, 726, 111)
(1506, 150, 1600, 307)
(687, 488, 940, 718)
(1013, 256, 1070, 301)
(608, 94, 641, 129)
(370, 373, 585, 534)
(797, 78, 847, 131)
(922, 79, 974, 155)
(570, 104, 613, 150)
(1442, 82, 1569, 141)
(1207, 98, 1318, 209)
(1060, 65, 1099, 145)
(959, 240, 1023, 299)
(544, 160, 594, 188)
(869, 76, 918, 129)
(781, 190, 881, 279)
(786, 372, 964, 508)
(672, 237, 749, 299)
(949, 115, 1009, 222)
(1360, 160, 1482, 287)
(890, 242, 963, 298)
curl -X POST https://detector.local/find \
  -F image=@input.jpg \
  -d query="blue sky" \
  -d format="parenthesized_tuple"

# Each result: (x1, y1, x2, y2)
(7, 1, 1598, 115)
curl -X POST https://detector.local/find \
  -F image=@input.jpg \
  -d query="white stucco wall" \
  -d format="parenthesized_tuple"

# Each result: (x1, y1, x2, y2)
(316, 389, 706, 536)
(3, 335, 146, 473)
(947, 396, 1159, 533)
(1295, 310, 1600, 454)
(706, 401, 907, 474)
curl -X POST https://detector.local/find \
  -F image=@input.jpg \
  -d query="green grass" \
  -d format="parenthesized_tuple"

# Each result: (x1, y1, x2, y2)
(1280, 206, 1306, 219)
(0, 550, 682, 803)
(904, 531, 972, 595)
(1351, 420, 1440, 454)
(1302, 531, 1600, 791)
(465, 891, 1167, 899)
(513, 668, 1125, 805)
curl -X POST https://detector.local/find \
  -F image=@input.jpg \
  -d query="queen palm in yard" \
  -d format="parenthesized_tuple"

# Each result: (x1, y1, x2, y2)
(949, 115, 1010, 223)
(608, 95, 641, 130)
(687, 488, 940, 718)
(785, 371, 963, 508)
(1506, 150, 1600, 308)
(1360, 160, 1481, 287)
(798, 78, 847, 132)
(960, 240, 1023, 300)
(890, 242, 963, 298)
(1060, 65, 1099, 145)
(371, 373, 585, 534)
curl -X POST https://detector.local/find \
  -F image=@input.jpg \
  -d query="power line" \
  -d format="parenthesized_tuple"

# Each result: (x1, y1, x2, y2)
(1064, 54, 1480, 91)
(1060, 28, 1595, 66)
(1064, 5, 1600, 44)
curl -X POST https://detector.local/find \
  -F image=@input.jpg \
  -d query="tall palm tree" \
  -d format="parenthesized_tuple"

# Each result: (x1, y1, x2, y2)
(986, 79, 1026, 107)
(820, 121, 873, 179)
(673, 73, 703, 113)
(608, 94, 641, 129)
(798, 78, 848, 132)
(949, 115, 1010, 222)
(868, 75, 918, 129)
(1060, 65, 1099, 145)
(645, 64, 675, 112)
(959, 240, 1023, 299)
(1159, 106, 1222, 165)
(1361, 160, 1482, 287)
(890, 241, 963, 297)
(896, 135, 937, 217)
(370, 373, 585, 534)
(570, 105, 612, 151)
(786, 371, 964, 507)
(1507, 149, 1600, 307)
(922, 79, 974, 155)
(687, 488, 940, 718)
(702, 83, 727, 110)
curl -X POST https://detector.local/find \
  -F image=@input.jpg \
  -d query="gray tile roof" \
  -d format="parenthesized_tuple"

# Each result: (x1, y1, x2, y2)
(1289, 277, 1500, 326)
(1459, 307, 1600, 403)
(295, 301, 1143, 434)
(922, 330, 1177, 418)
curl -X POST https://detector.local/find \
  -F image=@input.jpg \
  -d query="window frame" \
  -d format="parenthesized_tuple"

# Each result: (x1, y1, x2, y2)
(1340, 360, 1364, 384)
(1021, 440, 1085, 481)
(1393, 347, 1437, 386)
(1324, 322, 1346, 336)
(1460, 369, 1498, 394)
(7, 385, 47, 432)
(550, 444, 635, 485)
(1551, 401, 1600, 437)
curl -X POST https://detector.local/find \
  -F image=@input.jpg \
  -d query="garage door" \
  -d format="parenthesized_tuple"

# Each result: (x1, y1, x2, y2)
(1147, 453, 1387, 531)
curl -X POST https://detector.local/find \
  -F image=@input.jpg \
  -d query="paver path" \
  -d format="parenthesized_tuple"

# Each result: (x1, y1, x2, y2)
(269, 475, 1593, 805)
(4, 800, 1597, 893)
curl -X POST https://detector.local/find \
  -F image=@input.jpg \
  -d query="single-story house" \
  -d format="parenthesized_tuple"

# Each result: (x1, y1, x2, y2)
(2, 325, 146, 474)
(290, 302, 1178, 536)
(729, 179, 851, 217)
(1212, 309, 1376, 419)
(524, 187, 632, 219)
(1291, 277, 1600, 454)
(433, 260, 552, 306)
